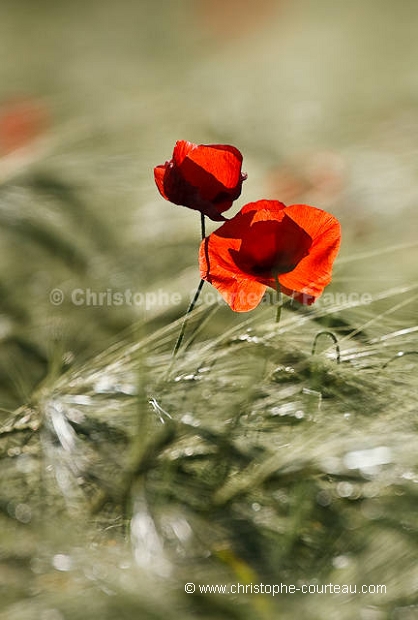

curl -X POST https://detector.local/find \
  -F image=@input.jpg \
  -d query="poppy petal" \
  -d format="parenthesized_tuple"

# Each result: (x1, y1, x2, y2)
(240, 199, 286, 219)
(172, 140, 196, 166)
(184, 144, 243, 190)
(278, 204, 341, 302)
(154, 164, 169, 200)
(179, 147, 243, 205)
(231, 215, 311, 280)
(210, 201, 311, 283)
(199, 236, 266, 311)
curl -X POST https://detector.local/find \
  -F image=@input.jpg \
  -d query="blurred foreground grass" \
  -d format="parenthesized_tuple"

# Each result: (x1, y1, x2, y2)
(1, 1, 418, 618)
(1, 297, 418, 620)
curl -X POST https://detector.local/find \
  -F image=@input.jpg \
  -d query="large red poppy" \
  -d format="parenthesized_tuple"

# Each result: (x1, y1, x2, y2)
(199, 200, 341, 312)
(154, 140, 246, 221)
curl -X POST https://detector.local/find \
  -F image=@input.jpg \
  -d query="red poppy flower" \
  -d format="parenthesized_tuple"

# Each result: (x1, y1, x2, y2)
(199, 200, 341, 312)
(154, 140, 246, 221)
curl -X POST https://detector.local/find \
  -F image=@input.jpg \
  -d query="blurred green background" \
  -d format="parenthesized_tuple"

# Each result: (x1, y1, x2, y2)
(0, 1, 417, 619)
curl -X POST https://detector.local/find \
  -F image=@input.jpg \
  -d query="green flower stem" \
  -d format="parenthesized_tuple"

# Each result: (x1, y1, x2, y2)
(172, 278, 205, 356)
(274, 273, 283, 324)
(172, 214, 206, 357)
(200, 212, 206, 239)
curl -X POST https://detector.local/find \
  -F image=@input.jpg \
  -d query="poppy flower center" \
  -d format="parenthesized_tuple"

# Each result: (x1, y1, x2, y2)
(229, 217, 312, 279)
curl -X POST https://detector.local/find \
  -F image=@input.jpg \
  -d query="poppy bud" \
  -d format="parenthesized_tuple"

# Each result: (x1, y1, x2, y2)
(154, 140, 246, 221)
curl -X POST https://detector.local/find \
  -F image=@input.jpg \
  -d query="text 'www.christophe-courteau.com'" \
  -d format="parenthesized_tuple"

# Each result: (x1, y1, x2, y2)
(184, 582, 387, 596)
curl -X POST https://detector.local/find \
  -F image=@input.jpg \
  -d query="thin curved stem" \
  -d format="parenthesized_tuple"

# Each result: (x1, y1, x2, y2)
(381, 350, 418, 370)
(172, 214, 207, 357)
(172, 279, 205, 356)
(311, 330, 341, 364)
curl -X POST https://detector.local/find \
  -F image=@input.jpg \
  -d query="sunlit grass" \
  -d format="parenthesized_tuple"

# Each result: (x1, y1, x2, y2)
(1, 281, 417, 619)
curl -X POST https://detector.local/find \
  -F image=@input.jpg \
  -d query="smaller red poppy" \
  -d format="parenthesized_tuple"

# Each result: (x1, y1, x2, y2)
(199, 200, 341, 312)
(154, 140, 246, 221)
